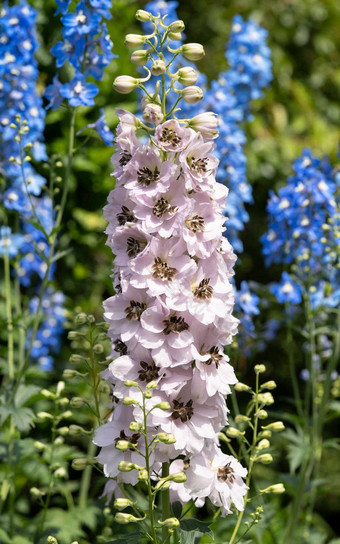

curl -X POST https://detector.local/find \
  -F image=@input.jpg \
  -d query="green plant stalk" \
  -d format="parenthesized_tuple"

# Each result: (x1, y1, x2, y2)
(161, 462, 171, 543)
(285, 306, 304, 420)
(142, 395, 159, 543)
(79, 439, 97, 509)
(9, 108, 76, 404)
(38, 420, 58, 537)
(4, 248, 14, 379)
(229, 372, 260, 544)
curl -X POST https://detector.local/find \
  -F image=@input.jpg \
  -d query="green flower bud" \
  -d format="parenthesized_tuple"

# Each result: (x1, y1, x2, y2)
(170, 472, 187, 483)
(63, 369, 78, 379)
(261, 380, 277, 390)
(257, 409, 268, 419)
(125, 33, 145, 48)
(40, 389, 56, 399)
(255, 453, 273, 464)
(69, 354, 84, 364)
(154, 480, 171, 491)
(57, 426, 69, 436)
(87, 314, 95, 324)
(176, 66, 198, 86)
(151, 59, 166, 76)
(37, 411, 53, 420)
(257, 392, 274, 406)
(118, 461, 135, 472)
(129, 421, 143, 432)
(234, 415, 251, 424)
(115, 440, 130, 451)
(131, 49, 150, 65)
(256, 439, 270, 450)
(47, 537, 58, 544)
(123, 396, 139, 406)
(158, 517, 180, 528)
(30, 487, 45, 497)
(34, 441, 46, 450)
(260, 483, 285, 494)
(181, 43, 205, 61)
(146, 380, 158, 389)
(60, 410, 72, 420)
(114, 498, 135, 510)
(169, 20, 185, 33)
(93, 344, 104, 354)
(254, 364, 266, 374)
(136, 9, 152, 22)
(226, 427, 245, 438)
(54, 436, 64, 446)
(54, 467, 67, 479)
(155, 402, 171, 411)
(156, 432, 170, 443)
(144, 389, 152, 399)
(115, 512, 142, 524)
(168, 31, 182, 41)
(259, 430, 272, 438)
(114, 75, 139, 94)
(71, 397, 84, 408)
(72, 458, 90, 470)
(138, 469, 149, 481)
(75, 312, 87, 324)
(234, 382, 251, 392)
(124, 380, 138, 388)
(69, 425, 88, 436)
(262, 421, 285, 432)
(68, 331, 79, 340)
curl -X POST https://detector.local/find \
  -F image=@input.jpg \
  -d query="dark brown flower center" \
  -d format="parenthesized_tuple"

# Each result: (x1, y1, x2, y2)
(190, 156, 209, 174)
(152, 257, 177, 281)
(113, 339, 128, 355)
(185, 215, 205, 232)
(171, 399, 194, 422)
(119, 151, 132, 167)
(204, 346, 222, 368)
(193, 278, 213, 300)
(160, 127, 182, 147)
(217, 462, 235, 483)
(152, 197, 177, 218)
(117, 206, 136, 226)
(162, 315, 189, 335)
(126, 237, 142, 258)
(137, 166, 160, 186)
(124, 300, 147, 321)
(138, 360, 160, 382)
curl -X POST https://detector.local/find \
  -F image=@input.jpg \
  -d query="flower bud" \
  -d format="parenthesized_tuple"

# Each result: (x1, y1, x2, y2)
(93, 343, 104, 354)
(72, 458, 90, 470)
(226, 427, 245, 438)
(168, 31, 182, 41)
(124, 34, 145, 48)
(188, 112, 219, 139)
(41, 389, 56, 399)
(124, 380, 138, 388)
(54, 436, 64, 445)
(257, 392, 274, 406)
(164, 434, 176, 444)
(123, 396, 139, 405)
(146, 380, 158, 389)
(235, 415, 251, 424)
(260, 483, 285, 494)
(144, 389, 152, 399)
(34, 441, 46, 450)
(181, 43, 205, 61)
(234, 382, 251, 392)
(256, 439, 270, 450)
(151, 59, 166, 76)
(68, 331, 79, 340)
(176, 67, 198, 86)
(155, 402, 171, 411)
(113, 76, 138, 94)
(158, 517, 180, 528)
(71, 396, 84, 408)
(37, 411, 53, 420)
(181, 86, 203, 104)
(138, 469, 149, 480)
(131, 49, 149, 66)
(75, 312, 87, 324)
(115, 440, 130, 451)
(262, 421, 285, 432)
(257, 409, 268, 419)
(54, 467, 67, 479)
(254, 364, 266, 374)
(115, 513, 141, 524)
(255, 453, 273, 464)
(170, 472, 187, 483)
(156, 432, 170, 443)
(30, 487, 45, 498)
(143, 103, 163, 125)
(57, 426, 69, 436)
(60, 410, 72, 420)
(118, 461, 135, 472)
(169, 20, 185, 33)
(47, 537, 58, 544)
(114, 497, 135, 510)
(261, 380, 277, 390)
(69, 354, 84, 364)
(136, 9, 152, 22)
(259, 430, 272, 438)
(63, 369, 79, 379)
(154, 480, 171, 491)
(69, 425, 88, 436)
(129, 421, 143, 432)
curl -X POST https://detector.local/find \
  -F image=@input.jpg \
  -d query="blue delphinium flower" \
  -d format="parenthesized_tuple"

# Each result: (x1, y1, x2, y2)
(78, 108, 114, 145)
(27, 289, 66, 371)
(0, 226, 25, 258)
(262, 149, 340, 308)
(47, 0, 116, 111)
(270, 272, 303, 305)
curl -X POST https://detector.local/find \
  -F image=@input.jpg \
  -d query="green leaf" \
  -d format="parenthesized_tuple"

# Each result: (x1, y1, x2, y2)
(285, 427, 309, 474)
(172, 500, 183, 518)
(0, 405, 35, 431)
(0, 528, 10, 543)
(14, 384, 41, 407)
(12, 537, 33, 544)
(29, 220, 48, 238)
(180, 518, 213, 544)
(51, 248, 73, 263)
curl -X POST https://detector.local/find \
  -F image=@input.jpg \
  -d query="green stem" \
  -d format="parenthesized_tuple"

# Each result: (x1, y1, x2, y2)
(229, 373, 260, 544)
(9, 108, 76, 404)
(4, 249, 14, 379)
(79, 439, 97, 509)
(285, 308, 304, 420)
(142, 396, 158, 543)
(161, 462, 171, 543)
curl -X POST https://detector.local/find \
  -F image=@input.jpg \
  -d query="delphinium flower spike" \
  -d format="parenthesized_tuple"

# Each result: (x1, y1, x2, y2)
(94, 9, 248, 532)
